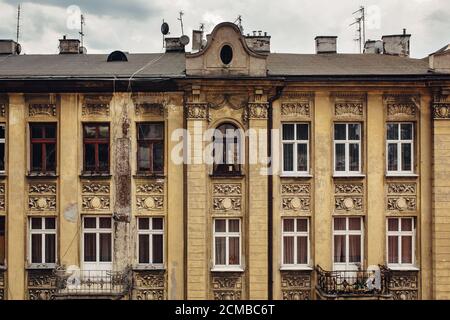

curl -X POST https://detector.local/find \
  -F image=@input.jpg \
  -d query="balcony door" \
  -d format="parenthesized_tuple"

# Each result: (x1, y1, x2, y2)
(82, 216, 113, 272)
(333, 217, 363, 272)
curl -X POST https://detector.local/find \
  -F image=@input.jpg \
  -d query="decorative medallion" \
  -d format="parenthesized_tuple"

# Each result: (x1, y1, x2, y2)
(334, 182, 364, 212)
(28, 183, 57, 212)
(29, 104, 57, 117)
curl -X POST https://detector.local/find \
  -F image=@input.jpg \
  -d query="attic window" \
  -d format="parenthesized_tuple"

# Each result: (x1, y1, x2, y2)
(220, 45, 233, 65)
(107, 50, 128, 62)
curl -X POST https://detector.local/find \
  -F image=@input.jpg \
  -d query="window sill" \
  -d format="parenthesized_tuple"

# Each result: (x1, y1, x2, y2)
(211, 267, 245, 273)
(26, 264, 57, 270)
(280, 173, 313, 178)
(387, 266, 420, 271)
(27, 172, 58, 178)
(386, 173, 418, 178)
(133, 264, 165, 271)
(333, 173, 365, 178)
(80, 172, 112, 178)
(280, 265, 313, 271)
(209, 174, 245, 179)
(134, 172, 165, 179)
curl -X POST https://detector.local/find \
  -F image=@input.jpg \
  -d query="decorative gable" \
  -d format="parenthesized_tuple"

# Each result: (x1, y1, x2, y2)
(186, 22, 268, 77)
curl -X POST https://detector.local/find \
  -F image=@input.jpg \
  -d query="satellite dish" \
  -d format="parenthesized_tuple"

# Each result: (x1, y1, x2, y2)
(180, 35, 190, 46)
(161, 22, 169, 35)
(15, 43, 22, 55)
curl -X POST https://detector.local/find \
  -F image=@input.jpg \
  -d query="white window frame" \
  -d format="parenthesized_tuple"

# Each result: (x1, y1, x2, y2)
(386, 217, 416, 269)
(386, 122, 414, 175)
(136, 217, 164, 268)
(0, 123, 5, 174)
(212, 218, 243, 271)
(82, 216, 113, 265)
(333, 123, 362, 176)
(281, 218, 310, 269)
(332, 217, 364, 270)
(281, 123, 310, 176)
(28, 217, 57, 267)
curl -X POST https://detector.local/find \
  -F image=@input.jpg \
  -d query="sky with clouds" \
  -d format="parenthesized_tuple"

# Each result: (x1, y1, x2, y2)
(0, 0, 448, 58)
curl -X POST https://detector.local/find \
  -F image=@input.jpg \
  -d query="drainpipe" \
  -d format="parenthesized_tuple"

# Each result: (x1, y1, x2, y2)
(267, 85, 285, 300)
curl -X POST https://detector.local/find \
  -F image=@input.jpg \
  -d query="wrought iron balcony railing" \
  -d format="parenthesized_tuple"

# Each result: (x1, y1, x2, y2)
(315, 265, 391, 298)
(54, 267, 132, 298)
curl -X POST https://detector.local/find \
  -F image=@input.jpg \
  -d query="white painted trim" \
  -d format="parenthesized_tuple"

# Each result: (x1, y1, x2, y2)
(386, 217, 416, 267)
(280, 217, 310, 268)
(212, 218, 242, 269)
(136, 216, 165, 266)
(281, 122, 310, 175)
(333, 123, 362, 175)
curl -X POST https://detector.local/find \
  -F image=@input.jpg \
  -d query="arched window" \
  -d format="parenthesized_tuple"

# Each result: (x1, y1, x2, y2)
(213, 123, 242, 175)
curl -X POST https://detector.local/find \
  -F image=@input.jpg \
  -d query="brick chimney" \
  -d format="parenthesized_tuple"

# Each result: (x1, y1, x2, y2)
(59, 36, 81, 54)
(315, 36, 337, 54)
(0, 40, 21, 55)
(382, 29, 411, 57)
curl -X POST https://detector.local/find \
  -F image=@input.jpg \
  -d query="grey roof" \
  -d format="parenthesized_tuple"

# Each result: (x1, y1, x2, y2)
(267, 53, 431, 76)
(0, 51, 437, 79)
(0, 52, 186, 79)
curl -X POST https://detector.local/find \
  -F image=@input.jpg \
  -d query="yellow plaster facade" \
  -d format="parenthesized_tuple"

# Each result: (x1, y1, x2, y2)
(0, 22, 449, 300)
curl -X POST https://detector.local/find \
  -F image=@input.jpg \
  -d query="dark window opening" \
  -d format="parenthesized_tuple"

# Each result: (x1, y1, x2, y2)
(0, 124, 5, 172)
(220, 45, 233, 65)
(137, 123, 164, 174)
(213, 123, 241, 175)
(83, 123, 110, 173)
(30, 123, 57, 173)
(0, 216, 5, 265)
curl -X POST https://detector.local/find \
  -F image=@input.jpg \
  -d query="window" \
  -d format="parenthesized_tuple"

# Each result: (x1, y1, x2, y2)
(281, 218, 309, 267)
(220, 45, 233, 65)
(386, 123, 414, 174)
(137, 123, 164, 174)
(83, 216, 112, 264)
(333, 217, 363, 269)
(83, 123, 110, 173)
(213, 219, 241, 269)
(213, 123, 241, 175)
(0, 124, 5, 173)
(282, 123, 309, 175)
(334, 123, 361, 174)
(0, 216, 5, 266)
(30, 123, 57, 173)
(387, 217, 415, 268)
(29, 217, 56, 265)
(137, 217, 164, 266)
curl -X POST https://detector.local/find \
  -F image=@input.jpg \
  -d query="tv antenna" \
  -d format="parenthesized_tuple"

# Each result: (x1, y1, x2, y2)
(350, 6, 365, 53)
(16, 4, 21, 43)
(178, 11, 185, 35)
(234, 15, 243, 33)
(79, 14, 85, 51)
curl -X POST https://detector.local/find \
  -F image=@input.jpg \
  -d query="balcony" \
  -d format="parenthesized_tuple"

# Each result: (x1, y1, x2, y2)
(54, 267, 132, 300)
(315, 265, 392, 300)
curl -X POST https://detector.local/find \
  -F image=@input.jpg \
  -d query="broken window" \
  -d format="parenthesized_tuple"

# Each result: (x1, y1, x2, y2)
(0, 216, 5, 266)
(83, 123, 110, 173)
(29, 217, 56, 265)
(213, 123, 242, 175)
(137, 217, 164, 266)
(30, 123, 57, 173)
(0, 124, 5, 173)
(137, 123, 164, 174)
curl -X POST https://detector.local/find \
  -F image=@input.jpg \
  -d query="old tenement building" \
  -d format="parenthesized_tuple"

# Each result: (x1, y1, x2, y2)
(0, 22, 450, 300)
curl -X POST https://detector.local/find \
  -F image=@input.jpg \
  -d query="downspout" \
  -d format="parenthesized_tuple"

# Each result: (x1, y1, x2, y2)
(183, 91, 188, 299)
(267, 84, 285, 300)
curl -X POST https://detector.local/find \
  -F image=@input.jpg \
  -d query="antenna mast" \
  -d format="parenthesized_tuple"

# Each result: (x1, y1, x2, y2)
(350, 6, 365, 53)
(234, 15, 243, 33)
(16, 4, 21, 43)
(178, 11, 185, 35)
(79, 14, 85, 49)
